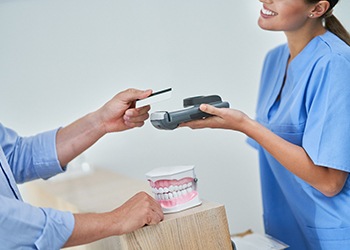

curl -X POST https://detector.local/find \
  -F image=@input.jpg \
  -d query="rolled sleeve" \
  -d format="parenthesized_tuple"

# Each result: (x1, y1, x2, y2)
(32, 128, 65, 180)
(35, 208, 75, 249)
(4, 127, 66, 183)
(0, 195, 74, 249)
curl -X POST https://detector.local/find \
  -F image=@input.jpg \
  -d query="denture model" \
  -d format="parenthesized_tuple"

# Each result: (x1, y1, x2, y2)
(145, 165, 202, 213)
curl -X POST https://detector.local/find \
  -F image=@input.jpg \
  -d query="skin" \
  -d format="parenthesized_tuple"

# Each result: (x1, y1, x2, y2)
(65, 191, 163, 247)
(55, 88, 164, 247)
(57, 88, 153, 166)
(181, 0, 348, 197)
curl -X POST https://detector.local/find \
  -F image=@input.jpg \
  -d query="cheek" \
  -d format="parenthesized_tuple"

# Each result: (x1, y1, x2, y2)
(282, 5, 309, 29)
(284, 14, 308, 31)
(258, 8, 308, 32)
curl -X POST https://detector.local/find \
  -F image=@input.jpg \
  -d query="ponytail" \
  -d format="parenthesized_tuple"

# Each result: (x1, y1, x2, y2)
(324, 1, 350, 46)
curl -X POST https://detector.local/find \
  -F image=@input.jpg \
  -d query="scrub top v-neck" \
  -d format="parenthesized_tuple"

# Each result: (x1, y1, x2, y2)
(248, 31, 350, 249)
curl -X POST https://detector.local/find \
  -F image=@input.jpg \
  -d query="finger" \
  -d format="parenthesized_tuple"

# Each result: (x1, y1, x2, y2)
(137, 89, 153, 100)
(124, 111, 150, 124)
(121, 88, 152, 104)
(142, 194, 164, 223)
(123, 112, 150, 127)
(124, 121, 145, 128)
(154, 212, 164, 224)
(148, 198, 164, 220)
(137, 105, 152, 113)
(200, 104, 222, 117)
(180, 119, 212, 129)
(124, 105, 151, 117)
(146, 210, 163, 225)
(154, 206, 164, 222)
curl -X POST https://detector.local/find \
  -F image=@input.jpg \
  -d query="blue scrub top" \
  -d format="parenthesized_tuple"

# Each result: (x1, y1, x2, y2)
(248, 31, 350, 249)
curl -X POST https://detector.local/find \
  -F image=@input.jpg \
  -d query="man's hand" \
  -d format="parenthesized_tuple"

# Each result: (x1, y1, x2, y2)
(109, 192, 164, 235)
(56, 88, 153, 166)
(64, 192, 163, 247)
(98, 88, 153, 133)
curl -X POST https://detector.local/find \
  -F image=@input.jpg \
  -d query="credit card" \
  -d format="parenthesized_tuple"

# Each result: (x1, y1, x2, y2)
(136, 88, 172, 108)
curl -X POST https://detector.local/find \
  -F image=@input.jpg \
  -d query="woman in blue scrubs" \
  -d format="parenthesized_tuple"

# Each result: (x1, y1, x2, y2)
(182, 0, 350, 249)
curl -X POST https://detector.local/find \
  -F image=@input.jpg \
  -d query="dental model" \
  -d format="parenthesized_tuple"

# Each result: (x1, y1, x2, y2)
(145, 165, 202, 213)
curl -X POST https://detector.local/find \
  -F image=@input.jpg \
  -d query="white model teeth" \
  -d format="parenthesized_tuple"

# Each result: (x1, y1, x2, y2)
(153, 182, 194, 200)
(262, 7, 277, 16)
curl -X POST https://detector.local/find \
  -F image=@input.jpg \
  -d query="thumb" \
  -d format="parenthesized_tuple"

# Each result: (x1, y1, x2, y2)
(199, 104, 222, 116)
(121, 89, 152, 103)
(137, 89, 153, 100)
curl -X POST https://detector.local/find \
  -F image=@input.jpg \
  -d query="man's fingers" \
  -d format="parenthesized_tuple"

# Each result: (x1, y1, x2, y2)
(123, 106, 151, 127)
(146, 209, 164, 225)
(120, 88, 152, 104)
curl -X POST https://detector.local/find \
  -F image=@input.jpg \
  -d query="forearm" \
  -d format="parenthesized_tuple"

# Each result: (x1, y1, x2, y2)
(56, 111, 105, 167)
(63, 191, 164, 247)
(63, 212, 115, 247)
(242, 117, 347, 196)
(55, 89, 152, 167)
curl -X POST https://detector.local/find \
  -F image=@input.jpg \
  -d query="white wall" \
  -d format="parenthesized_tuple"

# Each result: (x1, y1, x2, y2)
(1, 0, 349, 235)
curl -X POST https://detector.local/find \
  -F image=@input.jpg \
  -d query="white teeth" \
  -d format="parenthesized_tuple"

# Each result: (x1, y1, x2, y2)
(152, 181, 195, 200)
(262, 7, 277, 16)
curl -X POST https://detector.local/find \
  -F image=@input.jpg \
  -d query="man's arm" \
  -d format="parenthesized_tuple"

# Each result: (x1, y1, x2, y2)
(0, 195, 74, 249)
(64, 192, 163, 247)
(56, 88, 152, 166)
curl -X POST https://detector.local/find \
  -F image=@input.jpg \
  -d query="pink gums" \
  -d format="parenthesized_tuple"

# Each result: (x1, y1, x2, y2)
(148, 177, 198, 208)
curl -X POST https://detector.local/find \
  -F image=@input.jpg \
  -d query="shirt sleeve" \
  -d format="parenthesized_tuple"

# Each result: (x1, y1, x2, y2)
(303, 53, 350, 172)
(0, 124, 65, 183)
(0, 194, 74, 249)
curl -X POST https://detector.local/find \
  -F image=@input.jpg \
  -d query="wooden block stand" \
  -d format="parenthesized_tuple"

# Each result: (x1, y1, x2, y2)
(21, 168, 232, 250)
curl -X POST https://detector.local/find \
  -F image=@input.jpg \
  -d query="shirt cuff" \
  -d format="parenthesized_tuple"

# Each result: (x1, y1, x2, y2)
(35, 208, 75, 249)
(32, 128, 65, 180)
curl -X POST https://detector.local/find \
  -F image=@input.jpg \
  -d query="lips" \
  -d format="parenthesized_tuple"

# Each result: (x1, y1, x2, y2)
(261, 6, 278, 16)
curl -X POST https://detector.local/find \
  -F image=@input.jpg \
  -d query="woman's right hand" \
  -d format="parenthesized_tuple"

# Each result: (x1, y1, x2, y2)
(180, 103, 250, 132)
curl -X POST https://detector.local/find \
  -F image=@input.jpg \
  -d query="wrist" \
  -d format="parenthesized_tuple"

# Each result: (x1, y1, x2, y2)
(65, 212, 113, 247)
(87, 110, 108, 137)
(104, 211, 124, 236)
(240, 115, 258, 136)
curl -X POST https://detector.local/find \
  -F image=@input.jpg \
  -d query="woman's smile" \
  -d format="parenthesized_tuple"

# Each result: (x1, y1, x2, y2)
(261, 6, 278, 17)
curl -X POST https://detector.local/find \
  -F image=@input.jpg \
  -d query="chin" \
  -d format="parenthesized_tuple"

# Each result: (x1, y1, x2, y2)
(258, 18, 281, 32)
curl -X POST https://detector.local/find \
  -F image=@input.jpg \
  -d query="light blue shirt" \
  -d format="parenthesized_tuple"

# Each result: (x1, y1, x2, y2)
(0, 124, 74, 249)
(248, 31, 350, 249)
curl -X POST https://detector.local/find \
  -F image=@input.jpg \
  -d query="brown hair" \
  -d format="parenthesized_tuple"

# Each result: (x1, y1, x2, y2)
(308, 0, 350, 46)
